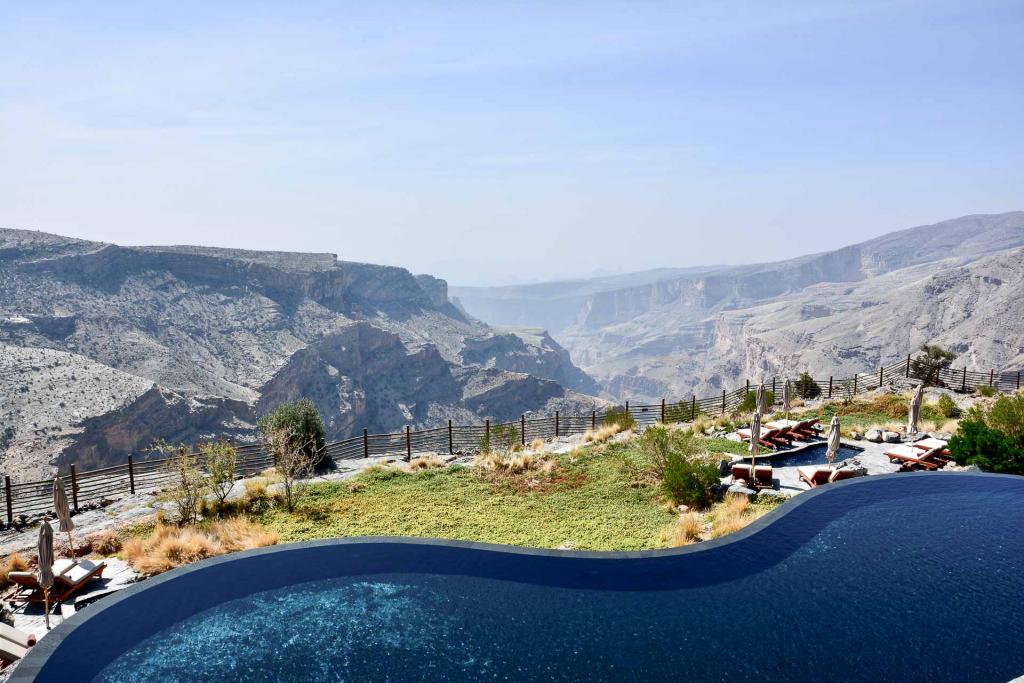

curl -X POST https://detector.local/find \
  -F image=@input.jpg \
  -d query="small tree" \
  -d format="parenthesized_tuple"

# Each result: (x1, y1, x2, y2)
(739, 390, 774, 413)
(911, 344, 957, 387)
(794, 372, 821, 399)
(480, 423, 520, 456)
(267, 425, 318, 511)
(603, 408, 637, 432)
(153, 443, 206, 526)
(634, 424, 704, 479)
(202, 440, 237, 511)
(257, 399, 327, 469)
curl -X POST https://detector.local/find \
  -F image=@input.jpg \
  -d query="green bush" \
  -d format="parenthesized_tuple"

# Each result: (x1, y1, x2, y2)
(664, 400, 701, 423)
(603, 408, 637, 432)
(634, 425, 720, 507)
(257, 398, 327, 469)
(738, 390, 774, 413)
(976, 384, 996, 397)
(910, 344, 957, 386)
(794, 372, 821, 399)
(481, 423, 520, 455)
(949, 393, 1024, 474)
(936, 393, 959, 418)
(662, 450, 721, 508)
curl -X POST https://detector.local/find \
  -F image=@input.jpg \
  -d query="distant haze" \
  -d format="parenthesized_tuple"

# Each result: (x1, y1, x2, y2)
(2, 1, 1022, 286)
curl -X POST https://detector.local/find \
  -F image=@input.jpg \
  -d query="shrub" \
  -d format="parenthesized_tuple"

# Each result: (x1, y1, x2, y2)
(242, 478, 273, 514)
(85, 530, 122, 555)
(603, 408, 636, 432)
(949, 393, 1024, 474)
(976, 384, 996, 397)
(480, 423, 520, 456)
(123, 519, 278, 575)
(257, 399, 327, 469)
(0, 552, 29, 589)
(936, 393, 959, 418)
(662, 450, 720, 508)
(202, 440, 237, 510)
(794, 372, 821, 399)
(152, 443, 206, 525)
(664, 512, 703, 547)
(409, 455, 446, 471)
(910, 344, 957, 386)
(664, 400, 701, 423)
(738, 390, 774, 413)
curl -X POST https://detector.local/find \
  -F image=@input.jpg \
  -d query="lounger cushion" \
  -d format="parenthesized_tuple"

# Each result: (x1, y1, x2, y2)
(0, 623, 35, 648)
(60, 559, 105, 585)
(0, 639, 28, 663)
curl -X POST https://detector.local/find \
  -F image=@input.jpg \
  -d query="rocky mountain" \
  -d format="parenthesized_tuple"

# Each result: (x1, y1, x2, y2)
(453, 212, 1024, 402)
(0, 229, 601, 480)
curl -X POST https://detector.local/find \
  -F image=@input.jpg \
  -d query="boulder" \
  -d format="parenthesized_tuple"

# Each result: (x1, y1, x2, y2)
(883, 431, 901, 443)
(851, 430, 862, 440)
(727, 483, 756, 497)
(865, 429, 883, 443)
(676, 504, 690, 513)
(756, 488, 788, 502)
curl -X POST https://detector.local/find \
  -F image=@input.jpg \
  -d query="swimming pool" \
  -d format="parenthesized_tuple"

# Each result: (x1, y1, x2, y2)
(15, 473, 1024, 682)
(736, 442, 865, 468)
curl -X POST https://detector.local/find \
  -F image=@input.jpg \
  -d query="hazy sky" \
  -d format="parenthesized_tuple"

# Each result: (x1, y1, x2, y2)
(2, 1, 1022, 286)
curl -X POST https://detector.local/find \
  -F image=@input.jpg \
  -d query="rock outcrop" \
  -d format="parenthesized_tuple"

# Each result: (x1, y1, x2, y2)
(453, 212, 1024, 401)
(0, 230, 602, 479)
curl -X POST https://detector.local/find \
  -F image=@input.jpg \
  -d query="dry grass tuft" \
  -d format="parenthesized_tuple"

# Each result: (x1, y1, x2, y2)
(409, 455, 446, 471)
(583, 424, 623, 444)
(664, 512, 704, 547)
(530, 438, 545, 451)
(710, 494, 778, 539)
(0, 552, 30, 589)
(122, 519, 278, 575)
(85, 529, 122, 555)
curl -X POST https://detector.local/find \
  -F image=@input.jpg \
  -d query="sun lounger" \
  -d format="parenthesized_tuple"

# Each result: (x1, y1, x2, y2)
(770, 426, 796, 446)
(7, 558, 106, 606)
(753, 465, 774, 489)
(797, 465, 833, 487)
(731, 463, 752, 484)
(737, 427, 781, 450)
(913, 437, 951, 456)
(885, 444, 941, 471)
(790, 419, 821, 439)
(0, 623, 35, 666)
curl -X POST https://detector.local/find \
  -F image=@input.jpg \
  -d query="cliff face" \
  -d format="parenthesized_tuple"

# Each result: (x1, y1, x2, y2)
(455, 212, 1024, 402)
(0, 230, 601, 478)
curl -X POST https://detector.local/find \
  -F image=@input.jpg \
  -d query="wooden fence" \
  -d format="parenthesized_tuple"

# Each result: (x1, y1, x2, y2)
(2, 354, 1021, 527)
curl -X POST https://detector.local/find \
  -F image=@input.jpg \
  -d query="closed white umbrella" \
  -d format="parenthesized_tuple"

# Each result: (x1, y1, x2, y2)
(908, 385, 925, 436)
(783, 380, 793, 419)
(53, 477, 75, 561)
(749, 411, 761, 470)
(38, 520, 55, 630)
(825, 415, 841, 466)
(756, 383, 767, 415)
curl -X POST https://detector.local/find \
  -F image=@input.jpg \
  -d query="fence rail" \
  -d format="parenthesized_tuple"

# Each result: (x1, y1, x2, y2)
(2, 355, 1021, 526)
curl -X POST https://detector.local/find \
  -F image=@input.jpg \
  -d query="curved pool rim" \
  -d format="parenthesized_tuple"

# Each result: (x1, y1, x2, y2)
(12, 471, 1020, 681)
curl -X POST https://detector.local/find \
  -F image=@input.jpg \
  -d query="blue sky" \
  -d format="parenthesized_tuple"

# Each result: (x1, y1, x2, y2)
(1, 1, 1021, 285)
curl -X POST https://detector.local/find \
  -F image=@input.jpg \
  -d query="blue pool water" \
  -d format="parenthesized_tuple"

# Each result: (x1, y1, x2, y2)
(17, 473, 1024, 682)
(738, 442, 865, 468)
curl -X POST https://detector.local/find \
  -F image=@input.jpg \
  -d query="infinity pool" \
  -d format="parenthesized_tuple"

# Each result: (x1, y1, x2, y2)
(16, 473, 1024, 682)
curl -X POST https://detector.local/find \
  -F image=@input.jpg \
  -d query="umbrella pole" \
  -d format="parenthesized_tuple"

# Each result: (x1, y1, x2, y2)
(44, 588, 50, 630)
(67, 530, 75, 561)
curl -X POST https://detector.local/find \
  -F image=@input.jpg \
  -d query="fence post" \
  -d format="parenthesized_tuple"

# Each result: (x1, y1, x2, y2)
(4, 476, 11, 526)
(363, 428, 369, 458)
(990, 369, 995, 387)
(591, 411, 596, 430)
(660, 398, 666, 423)
(905, 355, 911, 378)
(447, 420, 453, 454)
(521, 415, 526, 446)
(746, 379, 750, 394)
(555, 412, 560, 438)
(625, 400, 629, 413)
(771, 377, 776, 397)
(691, 395, 696, 421)
(128, 456, 136, 495)
(485, 419, 490, 448)
(405, 426, 411, 462)
(721, 390, 726, 415)
(1018, 371, 1021, 391)
(878, 366, 883, 388)
(853, 375, 858, 395)
(962, 367, 967, 392)
(70, 464, 79, 512)
(828, 376, 833, 399)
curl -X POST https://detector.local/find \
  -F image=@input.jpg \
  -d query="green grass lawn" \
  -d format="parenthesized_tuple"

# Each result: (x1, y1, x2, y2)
(254, 446, 679, 551)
